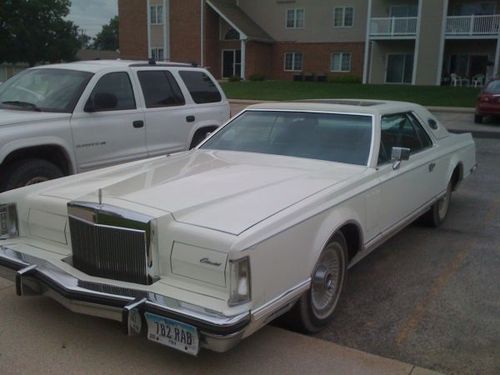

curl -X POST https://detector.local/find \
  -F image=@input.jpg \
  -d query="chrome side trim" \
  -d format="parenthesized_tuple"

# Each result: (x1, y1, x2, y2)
(251, 278, 310, 321)
(349, 190, 446, 267)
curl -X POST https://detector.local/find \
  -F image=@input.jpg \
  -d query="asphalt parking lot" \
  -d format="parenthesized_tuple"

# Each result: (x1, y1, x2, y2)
(313, 135, 500, 374)
(0, 106, 498, 374)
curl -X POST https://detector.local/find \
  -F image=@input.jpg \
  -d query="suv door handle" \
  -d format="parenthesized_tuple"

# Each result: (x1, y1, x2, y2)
(429, 162, 436, 172)
(186, 115, 195, 123)
(133, 120, 144, 128)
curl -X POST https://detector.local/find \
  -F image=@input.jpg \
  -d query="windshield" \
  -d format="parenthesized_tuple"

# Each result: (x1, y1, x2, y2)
(0, 68, 93, 113)
(200, 111, 373, 165)
(485, 80, 500, 94)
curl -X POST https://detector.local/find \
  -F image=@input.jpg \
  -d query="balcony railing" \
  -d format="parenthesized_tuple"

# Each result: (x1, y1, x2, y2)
(370, 17, 418, 38)
(446, 15, 500, 36)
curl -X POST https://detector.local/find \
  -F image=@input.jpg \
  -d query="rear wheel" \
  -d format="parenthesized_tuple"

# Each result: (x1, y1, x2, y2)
(421, 181, 452, 227)
(283, 232, 348, 333)
(0, 159, 63, 192)
(474, 114, 483, 124)
(190, 128, 214, 149)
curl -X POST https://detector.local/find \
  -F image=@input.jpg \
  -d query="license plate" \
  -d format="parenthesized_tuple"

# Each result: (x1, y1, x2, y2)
(144, 313, 199, 355)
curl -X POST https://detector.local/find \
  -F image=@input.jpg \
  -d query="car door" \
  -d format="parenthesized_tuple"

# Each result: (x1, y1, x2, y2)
(376, 112, 437, 232)
(70, 71, 147, 172)
(135, 69, 192, 156)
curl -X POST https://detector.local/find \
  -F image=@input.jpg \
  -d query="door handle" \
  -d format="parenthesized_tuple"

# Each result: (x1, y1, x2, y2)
(186, 115, 195, 123)
(429, 162, 436, 172)
(133, 120, 144, 128)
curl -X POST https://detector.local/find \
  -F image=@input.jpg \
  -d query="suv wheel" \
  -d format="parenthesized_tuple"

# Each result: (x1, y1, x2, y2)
(0, 159, 63, 192)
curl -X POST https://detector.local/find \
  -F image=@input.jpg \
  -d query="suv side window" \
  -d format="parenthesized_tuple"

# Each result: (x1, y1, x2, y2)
(379, 112, 433, 164)
(88, 72, 136, 111)
(179, 71, 222, 104)
(137, 70, 185, 108)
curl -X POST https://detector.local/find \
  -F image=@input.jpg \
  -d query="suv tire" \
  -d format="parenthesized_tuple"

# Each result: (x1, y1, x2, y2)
(0, 159, 63, 192)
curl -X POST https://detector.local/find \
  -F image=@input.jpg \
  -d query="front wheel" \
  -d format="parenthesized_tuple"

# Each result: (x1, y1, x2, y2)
(474, 114, 483, 124)
(0, 159, 63, 192)
(283, 232, 348, 333)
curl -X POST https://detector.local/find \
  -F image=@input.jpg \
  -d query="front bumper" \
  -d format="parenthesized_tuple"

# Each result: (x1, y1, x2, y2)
(0, 244, 250, 354)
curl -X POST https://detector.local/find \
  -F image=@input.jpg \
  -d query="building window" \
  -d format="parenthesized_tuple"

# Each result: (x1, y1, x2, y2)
(334, 7, 354, 27)
(151, 48, 164, 61)
(331, 53, 352, 72)
(286, 9, 305, 28)
(224, 28, 240, 40)
(150, 5, 164, 25)
(284, 52, 303, 71)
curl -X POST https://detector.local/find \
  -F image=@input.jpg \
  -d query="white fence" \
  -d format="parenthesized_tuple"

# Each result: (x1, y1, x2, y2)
(370, 17, 418, 37)
(446, 15, 500, 36)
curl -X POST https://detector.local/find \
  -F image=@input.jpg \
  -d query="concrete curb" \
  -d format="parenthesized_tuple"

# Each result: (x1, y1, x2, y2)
(229, 99, 475, 114)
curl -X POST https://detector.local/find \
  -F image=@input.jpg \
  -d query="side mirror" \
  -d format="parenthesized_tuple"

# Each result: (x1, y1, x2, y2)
(391, 147, 411, 170)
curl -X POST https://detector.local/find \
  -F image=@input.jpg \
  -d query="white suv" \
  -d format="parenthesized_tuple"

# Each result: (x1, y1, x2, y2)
(0, 60, 230, 191)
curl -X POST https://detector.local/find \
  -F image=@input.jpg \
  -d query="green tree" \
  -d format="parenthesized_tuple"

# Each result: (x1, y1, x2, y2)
(0, 0, 80, 66)
(77, 30, 93, 49)
(93, 16, 119, 51)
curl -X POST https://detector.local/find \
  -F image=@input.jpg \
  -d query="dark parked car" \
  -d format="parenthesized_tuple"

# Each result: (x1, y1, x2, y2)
(475, 79, 500, 123)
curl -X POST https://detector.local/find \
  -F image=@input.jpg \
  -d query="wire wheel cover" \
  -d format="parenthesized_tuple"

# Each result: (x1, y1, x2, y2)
(311, 242, 344, 320)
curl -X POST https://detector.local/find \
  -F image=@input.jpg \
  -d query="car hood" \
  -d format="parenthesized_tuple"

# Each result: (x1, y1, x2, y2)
(0, 109, 70, 126)
(38, 150, 366, 235)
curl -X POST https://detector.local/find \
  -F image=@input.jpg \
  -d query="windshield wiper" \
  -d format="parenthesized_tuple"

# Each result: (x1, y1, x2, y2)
(1, 100, 42, 112)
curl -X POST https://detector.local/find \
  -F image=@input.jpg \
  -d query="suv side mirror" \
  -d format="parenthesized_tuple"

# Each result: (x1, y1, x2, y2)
(85, 93, 118, 112)
(391, 147, 411, 170)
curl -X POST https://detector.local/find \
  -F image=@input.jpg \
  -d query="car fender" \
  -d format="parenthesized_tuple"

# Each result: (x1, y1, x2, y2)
(0, 136, 76, 173)
(309, 204, 365, 273)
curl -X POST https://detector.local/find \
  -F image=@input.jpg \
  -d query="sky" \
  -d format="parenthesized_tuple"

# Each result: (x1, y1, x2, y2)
(67, 0, 118, 37)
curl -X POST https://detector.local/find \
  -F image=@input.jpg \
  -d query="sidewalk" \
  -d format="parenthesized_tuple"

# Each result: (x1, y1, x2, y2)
(0, 279, 441, 375)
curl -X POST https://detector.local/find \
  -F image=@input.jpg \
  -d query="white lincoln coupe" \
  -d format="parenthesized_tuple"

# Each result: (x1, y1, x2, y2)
(0, 100, 476, 355)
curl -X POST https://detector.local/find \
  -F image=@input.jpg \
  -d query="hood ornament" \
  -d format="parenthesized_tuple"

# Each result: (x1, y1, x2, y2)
(98, 188, 103, 206)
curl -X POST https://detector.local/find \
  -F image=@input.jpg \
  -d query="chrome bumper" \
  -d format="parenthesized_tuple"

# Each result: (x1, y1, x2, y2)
(0, 245, 250, 354)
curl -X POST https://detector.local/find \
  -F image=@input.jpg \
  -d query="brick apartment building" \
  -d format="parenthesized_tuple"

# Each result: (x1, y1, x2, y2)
(119, 0, 500, 85)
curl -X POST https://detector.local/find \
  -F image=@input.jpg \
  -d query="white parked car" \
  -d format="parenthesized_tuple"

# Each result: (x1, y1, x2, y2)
(0, 100, 476, 355)
(0, 60, 230, 192)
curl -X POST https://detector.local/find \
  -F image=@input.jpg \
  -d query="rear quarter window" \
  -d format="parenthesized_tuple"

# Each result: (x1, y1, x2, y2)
(179, 71, 222, 104)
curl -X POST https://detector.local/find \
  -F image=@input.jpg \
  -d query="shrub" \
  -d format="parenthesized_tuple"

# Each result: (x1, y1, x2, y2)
(327, 75, 362, 84)
(228, 75, 241, 82)
(249, 74, 266, 81)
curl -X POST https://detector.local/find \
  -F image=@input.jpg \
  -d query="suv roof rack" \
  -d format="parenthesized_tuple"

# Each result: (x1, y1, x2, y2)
(128, 61, 195, 68)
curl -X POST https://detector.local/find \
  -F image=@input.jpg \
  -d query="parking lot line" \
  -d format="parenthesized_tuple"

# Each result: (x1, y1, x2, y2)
(396, 198, 499, 346)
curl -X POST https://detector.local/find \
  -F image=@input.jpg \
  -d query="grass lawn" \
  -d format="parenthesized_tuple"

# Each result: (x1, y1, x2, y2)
(220, 81, 480, 108)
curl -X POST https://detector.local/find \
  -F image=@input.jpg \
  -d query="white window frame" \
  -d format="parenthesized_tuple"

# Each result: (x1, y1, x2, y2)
(333, 6, 354, 28)
(150, 4, 164, 25)
(151, 47, 165, 61)
(331, 52, 352, 72)
(286, 8, 305, 29)
(284, 52, 303, 72)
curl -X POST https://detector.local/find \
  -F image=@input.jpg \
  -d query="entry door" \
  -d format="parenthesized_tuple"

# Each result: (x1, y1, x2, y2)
(222, 50, 241, 78)
(71, 72, 147, 172)
(386, 54, 414, 84)
(469, 55, 489, 77)
(376, 112, 439, 231)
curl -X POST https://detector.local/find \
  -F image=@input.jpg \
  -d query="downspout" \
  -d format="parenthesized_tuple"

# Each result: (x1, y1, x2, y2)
(200, 0, 205, 66)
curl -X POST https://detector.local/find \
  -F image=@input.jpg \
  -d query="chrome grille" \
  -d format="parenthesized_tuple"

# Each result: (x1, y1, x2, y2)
(68, 202, 153, 285)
